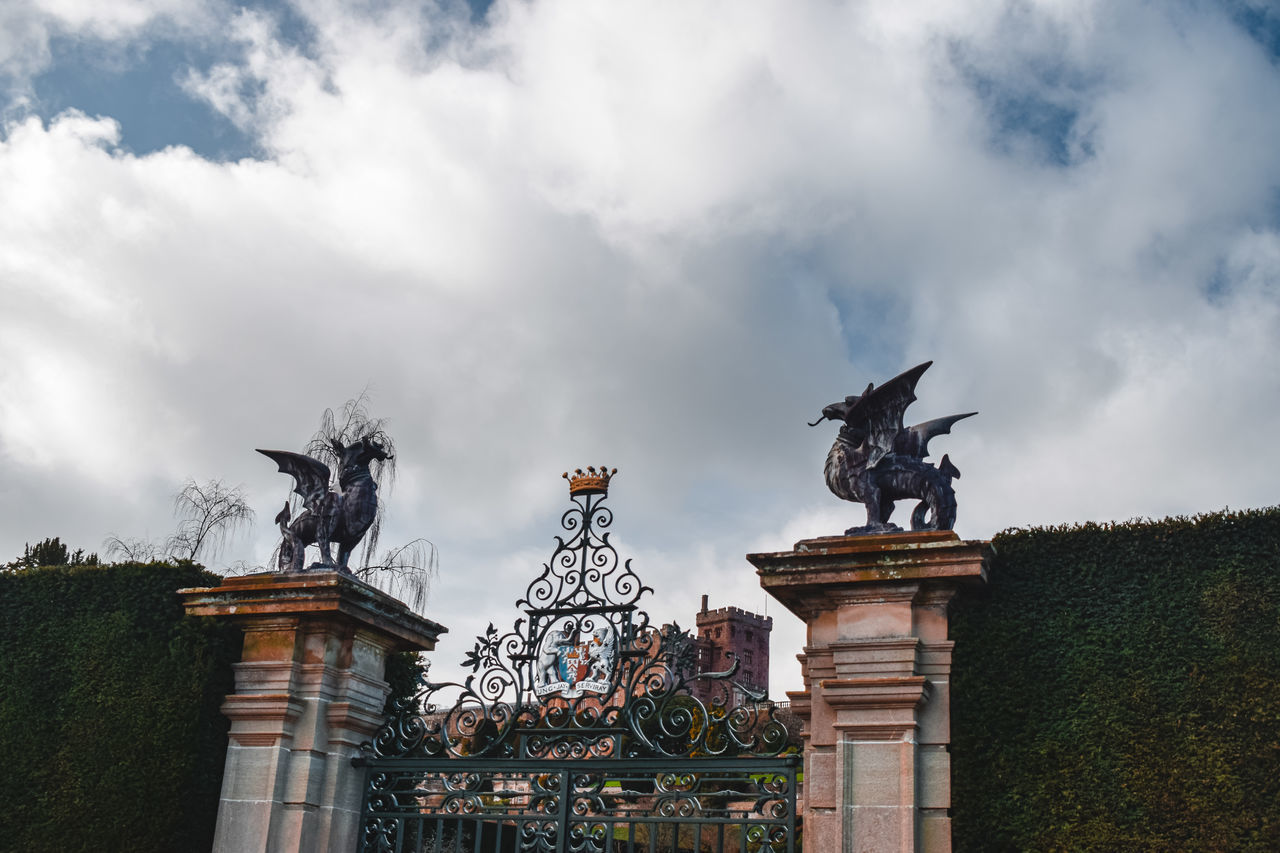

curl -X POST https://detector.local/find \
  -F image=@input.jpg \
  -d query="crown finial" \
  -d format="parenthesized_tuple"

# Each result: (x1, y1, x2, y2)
(562, 465, 617, 496)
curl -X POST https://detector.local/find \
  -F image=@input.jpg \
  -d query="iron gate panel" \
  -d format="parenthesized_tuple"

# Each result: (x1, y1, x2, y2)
(356, 757, 798, 853)
(356, 469, 799, 853)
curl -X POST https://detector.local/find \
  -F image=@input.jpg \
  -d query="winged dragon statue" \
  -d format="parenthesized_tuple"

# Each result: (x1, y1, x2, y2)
(256, 437, 390, 572)
(812, 361, 976, 536)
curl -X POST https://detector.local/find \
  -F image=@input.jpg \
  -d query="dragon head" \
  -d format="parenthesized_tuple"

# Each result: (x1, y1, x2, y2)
(808, 383, 874, 427)
(333, 437, 392, 472)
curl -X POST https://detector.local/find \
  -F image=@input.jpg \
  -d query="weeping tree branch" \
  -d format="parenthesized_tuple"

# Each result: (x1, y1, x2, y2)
(103, 479, 254, 567)
(165, 478, 255, 563)
(354, 538, 438, 615)
(102, 535, 160, 563)
(305, 390, 396, 572)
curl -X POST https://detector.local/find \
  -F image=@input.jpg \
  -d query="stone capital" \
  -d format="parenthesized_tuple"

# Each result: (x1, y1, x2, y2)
(748, 531, 989, 623)
(180, 571, 446, 653)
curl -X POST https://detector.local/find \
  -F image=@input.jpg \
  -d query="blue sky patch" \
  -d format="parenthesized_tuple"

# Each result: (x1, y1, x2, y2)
(30, 36, 258, 161)
(1223, 0, 1280, 61)
(20, 0, 326, 162)
(17, 0, 495, 161)
(951, 46, 1099, 169)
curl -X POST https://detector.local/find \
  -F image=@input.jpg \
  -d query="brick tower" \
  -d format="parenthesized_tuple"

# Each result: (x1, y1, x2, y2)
(691, 594, 772, 702)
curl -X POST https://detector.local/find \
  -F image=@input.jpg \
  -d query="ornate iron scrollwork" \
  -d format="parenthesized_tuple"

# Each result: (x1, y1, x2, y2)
(364, 467, 791, 762)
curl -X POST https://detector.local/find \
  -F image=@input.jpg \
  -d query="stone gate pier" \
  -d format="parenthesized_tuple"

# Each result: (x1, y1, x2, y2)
(749, 531, 990, 853)
(181, 572, 446, 853)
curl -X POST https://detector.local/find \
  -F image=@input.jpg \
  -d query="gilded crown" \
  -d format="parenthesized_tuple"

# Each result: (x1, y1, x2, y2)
(563, 466, 617, 496)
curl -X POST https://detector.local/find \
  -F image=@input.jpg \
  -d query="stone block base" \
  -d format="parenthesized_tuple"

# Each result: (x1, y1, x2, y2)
(750, 531, 990, 853)
(181, 572, 446, 853)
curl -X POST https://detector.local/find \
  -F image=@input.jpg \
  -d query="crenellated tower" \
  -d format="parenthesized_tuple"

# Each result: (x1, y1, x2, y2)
(691, 593, 772, 703)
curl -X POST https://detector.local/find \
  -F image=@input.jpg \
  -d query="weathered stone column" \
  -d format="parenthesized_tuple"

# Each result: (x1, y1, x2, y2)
(180, 572, 446, 853)
(748, 531, 989, 853)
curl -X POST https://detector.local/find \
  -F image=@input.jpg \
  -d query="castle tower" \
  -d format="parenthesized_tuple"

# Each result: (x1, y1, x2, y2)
(692, 593, 772, 702)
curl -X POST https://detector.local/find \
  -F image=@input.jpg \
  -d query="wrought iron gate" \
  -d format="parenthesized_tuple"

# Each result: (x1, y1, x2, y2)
(355, 467, 799, 853)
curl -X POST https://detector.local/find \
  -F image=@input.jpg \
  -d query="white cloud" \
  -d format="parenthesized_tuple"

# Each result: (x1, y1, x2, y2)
(1, 0, 1278, 698)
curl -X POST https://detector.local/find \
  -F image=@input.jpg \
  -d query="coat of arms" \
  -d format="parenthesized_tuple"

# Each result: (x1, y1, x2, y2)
(534, 622, 618, 699)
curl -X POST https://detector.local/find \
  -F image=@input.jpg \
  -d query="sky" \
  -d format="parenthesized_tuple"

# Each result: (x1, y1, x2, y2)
(2, 0, 1279, 698)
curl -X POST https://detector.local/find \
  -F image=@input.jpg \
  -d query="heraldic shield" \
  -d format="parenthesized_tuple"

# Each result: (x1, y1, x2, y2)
(534, 621, 618, 699)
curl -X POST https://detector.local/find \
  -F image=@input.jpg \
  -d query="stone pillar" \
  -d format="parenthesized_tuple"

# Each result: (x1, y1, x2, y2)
(180, 572, 447, 853)
(748, 531, 989, 853)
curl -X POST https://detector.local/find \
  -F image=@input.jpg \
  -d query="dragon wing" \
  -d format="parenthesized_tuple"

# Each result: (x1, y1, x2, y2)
(901, 412, 978, 459)
(256, 449, 331, 506)
(843, 361, 932, 466)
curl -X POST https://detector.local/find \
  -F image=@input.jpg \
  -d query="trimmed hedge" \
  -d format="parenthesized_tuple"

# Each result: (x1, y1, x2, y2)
(0, 562, 241, 853)
(951, 508, 1280, 852)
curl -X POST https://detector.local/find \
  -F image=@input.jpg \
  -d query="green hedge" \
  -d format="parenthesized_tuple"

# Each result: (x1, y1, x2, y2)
(951, 508, 1280, 852)
(0, 562, 241, 853)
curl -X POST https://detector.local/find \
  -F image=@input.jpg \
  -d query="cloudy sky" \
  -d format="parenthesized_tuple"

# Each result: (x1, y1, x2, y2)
(2, 0, 1278, 696)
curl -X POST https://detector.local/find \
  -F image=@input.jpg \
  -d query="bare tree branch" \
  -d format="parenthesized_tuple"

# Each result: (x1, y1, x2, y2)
(222, 559, 267, 576)
(354, 538, 438, 615)
(102, 535, 159, 563)
(165, 478, 255, 563)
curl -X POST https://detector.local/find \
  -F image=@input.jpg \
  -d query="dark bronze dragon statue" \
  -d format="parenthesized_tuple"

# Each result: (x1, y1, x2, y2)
(257, 437, 391, 572)
(812, 361, 976, 535)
